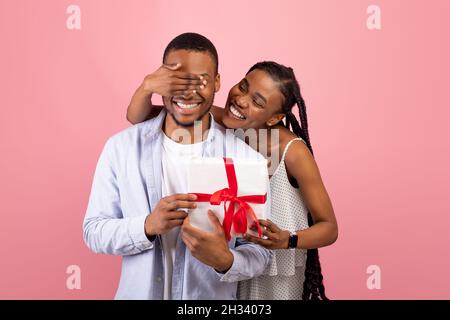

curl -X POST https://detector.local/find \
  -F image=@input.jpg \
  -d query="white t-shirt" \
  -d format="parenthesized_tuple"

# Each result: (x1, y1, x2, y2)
(160, 132, 206, 300)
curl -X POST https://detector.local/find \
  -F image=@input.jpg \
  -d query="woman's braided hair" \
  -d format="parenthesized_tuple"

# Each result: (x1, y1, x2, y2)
(247, 61, 328, 300)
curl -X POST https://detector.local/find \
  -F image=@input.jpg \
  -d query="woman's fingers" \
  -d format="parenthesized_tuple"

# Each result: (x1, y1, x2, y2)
(262, 228, 277, 240)
(169, 82, 207, 97)
(172, 78, 204, 86)
(249, 221, 276, 239)
(163, 63, 181, 71)
(170, 84, 202, 92)
(173, 71, 204, 80)
(244, 233, 272, 248)
(171, 82, 205, 92)
(250, 219, 280, 237)
(172, 74, 207, 86)
(259, 219, 281, 233)
(170, 90, 197, 97)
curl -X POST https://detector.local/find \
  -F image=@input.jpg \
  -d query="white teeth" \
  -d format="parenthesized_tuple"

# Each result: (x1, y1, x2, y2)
(176, 102, 199, 109)
(230, 104, 245, 120)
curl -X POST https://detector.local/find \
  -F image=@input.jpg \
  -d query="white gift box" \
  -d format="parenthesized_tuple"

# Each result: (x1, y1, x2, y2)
(187, 157, 269, 238)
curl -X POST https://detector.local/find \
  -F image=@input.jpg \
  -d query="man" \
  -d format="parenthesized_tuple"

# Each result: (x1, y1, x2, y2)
(83, 33, 272, 299)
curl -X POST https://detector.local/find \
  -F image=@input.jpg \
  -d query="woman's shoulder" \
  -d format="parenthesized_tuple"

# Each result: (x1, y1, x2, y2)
(277, 127, 301, 151)
(277, 128, 311, 164)
(276, 130, 316, 183)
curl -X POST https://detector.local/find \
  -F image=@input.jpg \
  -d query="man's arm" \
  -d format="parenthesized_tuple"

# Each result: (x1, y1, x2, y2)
(83, 138, 155, 256)
(83, 138, 198, 255)
(217, 237, 273, 282)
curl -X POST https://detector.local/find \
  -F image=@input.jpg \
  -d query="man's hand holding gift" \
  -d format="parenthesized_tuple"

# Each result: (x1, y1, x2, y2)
(144, 193, 198, 239)
(181, 210, 234, 273)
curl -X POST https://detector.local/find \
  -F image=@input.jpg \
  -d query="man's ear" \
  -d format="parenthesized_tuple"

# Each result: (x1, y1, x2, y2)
(214, 73, 221, 93)
(266, 113, 285, 127)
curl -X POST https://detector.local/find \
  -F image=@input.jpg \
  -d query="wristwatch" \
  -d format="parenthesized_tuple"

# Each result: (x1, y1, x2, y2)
(287, 231, 298, 249)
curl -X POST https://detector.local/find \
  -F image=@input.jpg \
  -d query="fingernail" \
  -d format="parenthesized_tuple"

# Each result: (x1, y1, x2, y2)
(200, 85, 204, 89)
(203, 80, 207, 85)
(192, 90, 196, 94)
(191, 194, 197, 200)
(199, 75, 203, 80)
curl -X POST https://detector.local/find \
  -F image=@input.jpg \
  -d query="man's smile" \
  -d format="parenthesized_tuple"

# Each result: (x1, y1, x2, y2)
(172, 98, 203, 115)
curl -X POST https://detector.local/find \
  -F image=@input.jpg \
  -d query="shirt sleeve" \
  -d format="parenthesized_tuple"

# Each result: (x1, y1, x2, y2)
(215, 238, 273, 282)
(83, 138, 155, 256)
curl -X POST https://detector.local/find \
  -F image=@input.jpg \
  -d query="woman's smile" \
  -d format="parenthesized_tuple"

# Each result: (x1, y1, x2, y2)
(228, 103, 247, 120)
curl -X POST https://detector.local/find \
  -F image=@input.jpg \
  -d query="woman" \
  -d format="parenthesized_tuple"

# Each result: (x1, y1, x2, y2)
(127, 61, 338, 300)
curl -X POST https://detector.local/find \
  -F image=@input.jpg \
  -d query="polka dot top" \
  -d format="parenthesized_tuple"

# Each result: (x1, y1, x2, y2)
(238, 138, 310, 300)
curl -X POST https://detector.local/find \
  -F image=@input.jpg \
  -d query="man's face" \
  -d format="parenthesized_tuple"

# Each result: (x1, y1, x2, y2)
(163, 49, 220, 127)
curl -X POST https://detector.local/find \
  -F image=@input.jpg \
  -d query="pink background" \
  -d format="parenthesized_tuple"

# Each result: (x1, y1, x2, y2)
(1, 0, 449, 299)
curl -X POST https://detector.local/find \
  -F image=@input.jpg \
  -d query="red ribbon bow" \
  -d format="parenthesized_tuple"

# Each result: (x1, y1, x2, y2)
(193, 158, 267, 241)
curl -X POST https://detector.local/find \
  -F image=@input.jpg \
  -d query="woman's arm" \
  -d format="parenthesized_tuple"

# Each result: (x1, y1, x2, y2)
(285, 140, 338, 249)
(126, 83, 163, 124)
(246, 140, 338, 250)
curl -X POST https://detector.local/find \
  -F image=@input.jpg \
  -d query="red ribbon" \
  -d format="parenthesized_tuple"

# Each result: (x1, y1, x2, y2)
(193, 158, 267, 241)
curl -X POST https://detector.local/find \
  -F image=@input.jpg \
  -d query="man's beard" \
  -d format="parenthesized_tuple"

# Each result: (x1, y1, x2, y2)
(171, 108, 211, 127)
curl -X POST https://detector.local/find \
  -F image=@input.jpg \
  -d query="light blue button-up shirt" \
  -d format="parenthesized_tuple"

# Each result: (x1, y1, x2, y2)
(83, 111, 272, 299)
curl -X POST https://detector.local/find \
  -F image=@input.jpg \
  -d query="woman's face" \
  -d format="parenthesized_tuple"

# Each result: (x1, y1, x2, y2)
(222, 69, 286, 130)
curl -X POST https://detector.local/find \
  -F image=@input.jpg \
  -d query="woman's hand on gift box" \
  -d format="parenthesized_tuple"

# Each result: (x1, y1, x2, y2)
(144, 193, 198, 237)
(244, 219, 290, 250)
(181, 210, 234, 273)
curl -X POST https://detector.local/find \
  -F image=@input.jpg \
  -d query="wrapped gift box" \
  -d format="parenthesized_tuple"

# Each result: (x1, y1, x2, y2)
(187, 157, 269, 239)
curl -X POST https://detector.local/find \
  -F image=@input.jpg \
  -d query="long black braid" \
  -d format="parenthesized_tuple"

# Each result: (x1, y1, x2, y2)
(247, 61, 328, 300)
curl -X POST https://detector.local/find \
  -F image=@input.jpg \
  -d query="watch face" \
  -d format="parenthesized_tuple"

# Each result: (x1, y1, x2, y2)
(289, 234, 298, 248)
